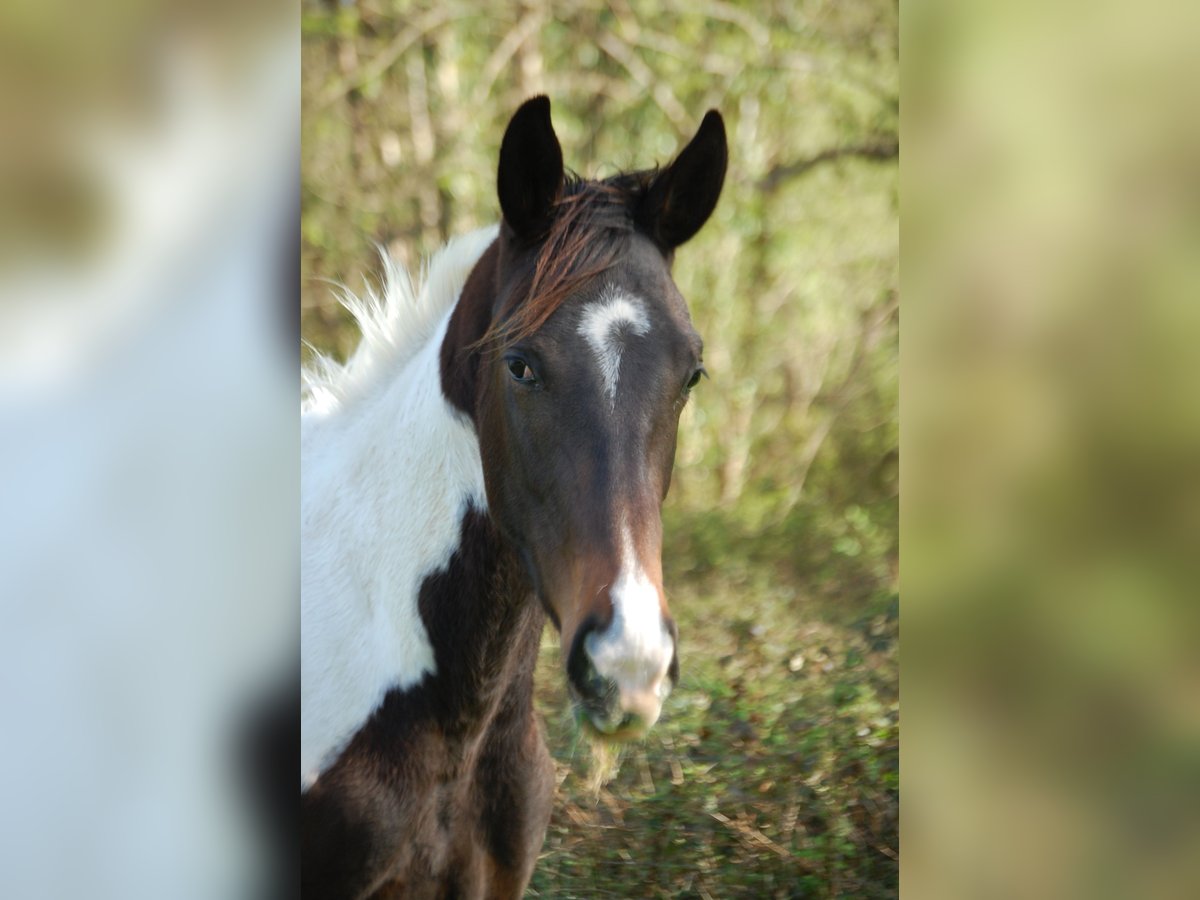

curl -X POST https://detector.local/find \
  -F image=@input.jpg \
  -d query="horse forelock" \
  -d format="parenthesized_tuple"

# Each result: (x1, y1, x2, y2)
(475, 173, 657, 354)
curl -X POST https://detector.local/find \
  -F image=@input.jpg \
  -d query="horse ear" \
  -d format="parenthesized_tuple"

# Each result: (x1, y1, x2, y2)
(639, 110, 728, 250)
(497, 96, 564, 241)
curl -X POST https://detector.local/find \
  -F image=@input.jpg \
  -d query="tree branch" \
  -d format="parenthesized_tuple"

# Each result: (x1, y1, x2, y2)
(318, 7, 453, 108)
(760, 138, 898, 192)
(595, 31, 689, 130)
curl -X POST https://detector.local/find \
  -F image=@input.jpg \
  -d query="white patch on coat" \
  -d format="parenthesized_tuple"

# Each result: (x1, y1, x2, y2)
(583, 523, 674, 724)
(577, 289, 650, 409)
(300, 227, 496, 790)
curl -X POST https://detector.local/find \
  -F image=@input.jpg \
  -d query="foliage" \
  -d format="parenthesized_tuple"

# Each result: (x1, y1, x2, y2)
(302, 0, 897, 895)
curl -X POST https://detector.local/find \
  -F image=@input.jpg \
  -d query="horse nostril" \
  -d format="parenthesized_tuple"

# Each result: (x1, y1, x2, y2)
(567, 616, 608, 699)
(618, 711, 638, 730)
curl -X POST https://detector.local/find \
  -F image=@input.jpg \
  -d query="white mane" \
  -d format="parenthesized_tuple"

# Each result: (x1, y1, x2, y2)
(302, 225, 498, 417)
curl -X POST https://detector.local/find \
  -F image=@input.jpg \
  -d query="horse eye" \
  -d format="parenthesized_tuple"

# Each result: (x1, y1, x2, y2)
(685, 366, 706, 391)
(507, 357, 535, 383)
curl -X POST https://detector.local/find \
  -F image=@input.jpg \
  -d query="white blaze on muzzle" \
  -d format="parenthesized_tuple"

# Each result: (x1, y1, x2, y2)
(583, 524, 674, 729)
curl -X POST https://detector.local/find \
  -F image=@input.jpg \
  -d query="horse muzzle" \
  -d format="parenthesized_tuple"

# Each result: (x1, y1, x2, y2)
(567, 612, 677, 741)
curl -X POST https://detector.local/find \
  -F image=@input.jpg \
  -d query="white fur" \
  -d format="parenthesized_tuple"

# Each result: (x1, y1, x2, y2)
(577, 288, 650, 409)
(584, 522, 674, 722)
(302, 226, 498, 419)
(300, 226, 497, 789)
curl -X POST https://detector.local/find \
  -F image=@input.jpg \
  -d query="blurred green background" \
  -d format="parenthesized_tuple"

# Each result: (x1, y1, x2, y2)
(302, 1, 898, 896)
(904, 2, 1200, 898)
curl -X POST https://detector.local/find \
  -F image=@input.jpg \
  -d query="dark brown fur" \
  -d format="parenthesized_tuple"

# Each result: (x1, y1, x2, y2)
(301, 510, 552, 899)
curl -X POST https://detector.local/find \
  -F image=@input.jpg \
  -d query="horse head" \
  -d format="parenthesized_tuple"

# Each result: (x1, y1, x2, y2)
(443, 96, 727, 739)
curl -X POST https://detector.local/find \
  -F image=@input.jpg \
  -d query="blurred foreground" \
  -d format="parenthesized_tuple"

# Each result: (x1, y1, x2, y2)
(0, 4, 296, 898)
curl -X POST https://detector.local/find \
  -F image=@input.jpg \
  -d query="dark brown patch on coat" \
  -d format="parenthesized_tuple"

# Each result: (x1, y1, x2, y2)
(301, 509, 553, 900)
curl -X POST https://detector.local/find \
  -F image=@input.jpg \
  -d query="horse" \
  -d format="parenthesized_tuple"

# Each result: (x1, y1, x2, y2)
(301, 96, 727, 899)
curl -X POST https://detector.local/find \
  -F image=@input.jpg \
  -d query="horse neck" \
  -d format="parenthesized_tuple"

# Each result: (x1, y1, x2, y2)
(302, 237, 543, 783)
(417, 507, 544, 737)
(332, 308, 542, 735)
(356, 263, 543, 740)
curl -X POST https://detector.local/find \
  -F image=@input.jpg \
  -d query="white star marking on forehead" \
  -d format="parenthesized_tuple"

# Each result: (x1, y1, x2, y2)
(577, 288, 651, 409)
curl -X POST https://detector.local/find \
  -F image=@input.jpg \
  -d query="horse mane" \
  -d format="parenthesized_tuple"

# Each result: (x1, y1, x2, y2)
(476, 170, 657, 352)
(302, 224, 499, 416)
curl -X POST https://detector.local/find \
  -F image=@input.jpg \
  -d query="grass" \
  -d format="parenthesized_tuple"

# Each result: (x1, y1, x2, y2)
(528, 515, 899, 899)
